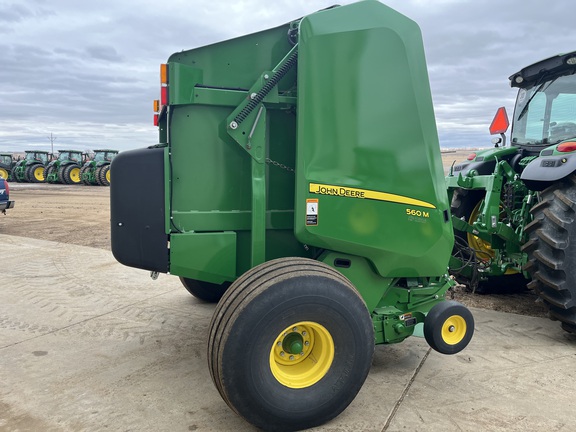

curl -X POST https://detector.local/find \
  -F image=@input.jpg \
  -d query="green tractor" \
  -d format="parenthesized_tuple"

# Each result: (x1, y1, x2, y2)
(80, 149, 118, 186)
(45, 150, 86, 184)
(12, 150, 50, 183)
(111, 2, 474, 430)
(0, 153, 15, 180)
(447, 50, 576, 334)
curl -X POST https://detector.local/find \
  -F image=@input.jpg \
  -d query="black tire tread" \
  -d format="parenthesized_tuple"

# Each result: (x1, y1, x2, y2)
(522, 174, 576, 333)
(207, 257, 367, 423)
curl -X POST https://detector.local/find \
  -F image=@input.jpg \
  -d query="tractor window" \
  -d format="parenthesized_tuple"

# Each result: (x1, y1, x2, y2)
(59, 152, 70, 160)
(94, 153, 105, 162)
(512, 73, 576, 146)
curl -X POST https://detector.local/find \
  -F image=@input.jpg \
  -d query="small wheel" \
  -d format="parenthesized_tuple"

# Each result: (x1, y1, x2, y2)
(424, 301, 474, 355)
(0, 168, 8, 179)
(179, 277, 230, 303)
(208, 257, 374, 431)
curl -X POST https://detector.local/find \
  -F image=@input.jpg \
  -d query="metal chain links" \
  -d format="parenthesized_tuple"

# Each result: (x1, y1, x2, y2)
(266, 158, 294, 173)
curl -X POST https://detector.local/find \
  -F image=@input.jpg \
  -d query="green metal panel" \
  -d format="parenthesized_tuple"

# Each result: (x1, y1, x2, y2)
(294, 0, 453, 278)
(164, 22, 304, 279)
(170, 232, 236, 284)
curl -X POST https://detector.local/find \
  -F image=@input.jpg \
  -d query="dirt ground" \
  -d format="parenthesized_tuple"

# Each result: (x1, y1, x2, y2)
(0, 150, 549, 319)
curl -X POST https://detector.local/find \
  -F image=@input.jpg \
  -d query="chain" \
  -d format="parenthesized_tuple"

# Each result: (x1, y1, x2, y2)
(265, 158, 294, 173)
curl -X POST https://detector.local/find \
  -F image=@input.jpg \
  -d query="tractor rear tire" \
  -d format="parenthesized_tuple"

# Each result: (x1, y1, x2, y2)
(26, 164, 45, 183)
(179, 277, 230, 303)
(424, 301, 474, 354)
(207, 257, 374, 431)
(45, 166, 56, 183)
(62, 164, 81, 184)
(97, 165, 111, 186)
(450, 188, 527, 293)
(523, 175, 576, 333)
(79, 165, 92, 185)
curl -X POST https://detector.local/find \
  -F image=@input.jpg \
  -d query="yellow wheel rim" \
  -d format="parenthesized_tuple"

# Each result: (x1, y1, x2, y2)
(0, 168, 8, 179)
(70, 167, 81, 183)
(441, 315, 467, 345)
(269, 321, 334, 389)
(467, 201, 517, 275)
(106, 169, 111, 183)
(34, 167, 45, 181)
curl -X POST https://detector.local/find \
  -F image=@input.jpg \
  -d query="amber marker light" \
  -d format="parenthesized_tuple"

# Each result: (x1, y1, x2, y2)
(160, 64, 168, 85)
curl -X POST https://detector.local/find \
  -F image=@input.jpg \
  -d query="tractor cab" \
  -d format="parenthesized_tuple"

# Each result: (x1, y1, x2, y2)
(509, 51, 576, 154)
(25, 151, 49, 164)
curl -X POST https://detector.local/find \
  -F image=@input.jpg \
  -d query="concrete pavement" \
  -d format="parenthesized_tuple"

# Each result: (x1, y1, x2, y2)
(0, 234, 575, 431)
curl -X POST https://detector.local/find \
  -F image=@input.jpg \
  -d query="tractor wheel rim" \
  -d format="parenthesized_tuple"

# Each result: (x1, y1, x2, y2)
(269, 321, 334, 389)
(70, 167, 80, 182)
(441, 315, 467, 345)
(106, 170, 111, 182)
(0, 168, 8, 179)
(34, 167, 44, 180)
(467, 201, 494, 262)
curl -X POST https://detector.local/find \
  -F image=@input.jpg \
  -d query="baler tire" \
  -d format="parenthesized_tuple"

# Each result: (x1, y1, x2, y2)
(207, 257, 374, 431)
(450, 188, 527, 293)
(179, 277, 230, 303)
(26, 164, 45, 183)
(522, 175, 576, 333)
(424, 300, 474, 354)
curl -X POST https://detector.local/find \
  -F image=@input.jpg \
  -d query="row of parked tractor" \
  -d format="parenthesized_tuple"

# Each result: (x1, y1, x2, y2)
(0, 149, 118, 186)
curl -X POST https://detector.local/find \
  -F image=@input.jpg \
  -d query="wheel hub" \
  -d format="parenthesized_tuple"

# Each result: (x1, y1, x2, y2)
(269, 321, 334, 389)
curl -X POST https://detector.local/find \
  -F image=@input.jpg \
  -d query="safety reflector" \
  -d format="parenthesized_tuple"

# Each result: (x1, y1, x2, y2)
(160, 64, 168, 85)
(154, 113, 159, 126)
(153, 99, 160, 113)
(489, 107, 509, 135)
(557, 141, 576, 153)
(467, 153, 476, 161)
(161, 87, 168, 106)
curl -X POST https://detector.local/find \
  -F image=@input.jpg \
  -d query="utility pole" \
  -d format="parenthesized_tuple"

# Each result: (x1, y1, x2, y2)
(47, 133, 56, 155)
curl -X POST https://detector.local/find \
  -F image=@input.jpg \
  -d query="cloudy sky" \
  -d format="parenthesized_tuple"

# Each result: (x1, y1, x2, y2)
(1, 0, 574, 153)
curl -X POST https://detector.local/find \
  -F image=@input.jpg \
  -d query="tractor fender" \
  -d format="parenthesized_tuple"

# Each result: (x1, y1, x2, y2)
(451, 159, 496, 177)
(521, 154, 576, 190)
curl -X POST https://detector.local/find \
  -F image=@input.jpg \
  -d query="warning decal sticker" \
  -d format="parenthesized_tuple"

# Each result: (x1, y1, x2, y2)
(306, 199, 318, 226)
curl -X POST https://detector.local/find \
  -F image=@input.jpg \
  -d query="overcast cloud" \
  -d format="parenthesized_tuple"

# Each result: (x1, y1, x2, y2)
(0, 0, 573, 153)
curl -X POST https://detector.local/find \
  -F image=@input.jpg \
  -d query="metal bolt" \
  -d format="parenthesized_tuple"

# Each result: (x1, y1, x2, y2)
(280, 351, 285, 357)
(304, 341, 309, 346)
(229, 121, 238, 130)
(449, 325, 455, 332)
(250, 92, 258, 100)
(289, 355, 294, 360)
(118, 222, 123, 226)
(264, 74, 269, 80)
(277, 342, 281, 346)
(300, 352, 304, 356)
(292, 327, 298, 332)
(301, 331, 307, 336)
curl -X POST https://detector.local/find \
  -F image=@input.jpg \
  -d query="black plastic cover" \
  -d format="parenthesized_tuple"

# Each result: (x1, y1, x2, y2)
(110, 147, 169, 273)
